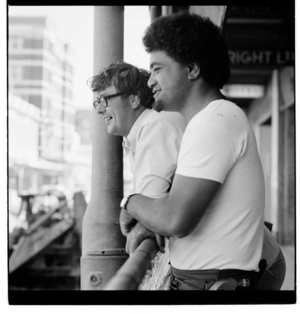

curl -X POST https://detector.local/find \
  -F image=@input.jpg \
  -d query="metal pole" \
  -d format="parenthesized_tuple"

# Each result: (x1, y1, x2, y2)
(81, 6, 127, 290)
(104, 238, 158, 290)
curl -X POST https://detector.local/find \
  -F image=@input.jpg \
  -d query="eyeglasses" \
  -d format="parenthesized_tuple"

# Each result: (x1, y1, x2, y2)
(93, 92, 124, 110)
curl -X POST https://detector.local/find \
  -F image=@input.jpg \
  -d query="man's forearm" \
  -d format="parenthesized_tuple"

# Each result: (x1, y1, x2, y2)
(126, 176, 220, 239)
(127, 194, 174, 237)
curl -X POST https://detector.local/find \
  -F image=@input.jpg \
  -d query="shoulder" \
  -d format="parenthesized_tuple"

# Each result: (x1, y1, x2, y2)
(211, 100, 248, 123)
(143, 110, 187, 133)
(187, 100, 248, 134)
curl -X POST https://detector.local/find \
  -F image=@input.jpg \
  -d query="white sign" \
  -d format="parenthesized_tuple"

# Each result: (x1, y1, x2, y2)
(223, 84, 265, 98)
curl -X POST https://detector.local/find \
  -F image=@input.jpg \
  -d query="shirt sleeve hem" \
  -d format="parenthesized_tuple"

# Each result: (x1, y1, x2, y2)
(175, 167, 225, 183)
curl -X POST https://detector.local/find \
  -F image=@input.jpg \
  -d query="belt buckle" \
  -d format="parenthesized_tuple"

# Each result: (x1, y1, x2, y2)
(236, 278, 251, 288)
(171, 277, 181, 289)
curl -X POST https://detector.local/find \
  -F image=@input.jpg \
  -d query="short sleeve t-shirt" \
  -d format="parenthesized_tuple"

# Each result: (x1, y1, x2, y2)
(170, 100, 265, 271)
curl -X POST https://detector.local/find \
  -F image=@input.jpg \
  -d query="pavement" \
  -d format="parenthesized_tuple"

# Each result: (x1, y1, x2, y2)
(280, 245, 296, 290)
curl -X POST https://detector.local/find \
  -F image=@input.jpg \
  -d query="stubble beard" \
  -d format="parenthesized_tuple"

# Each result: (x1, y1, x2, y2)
(152, 100, 164, 112)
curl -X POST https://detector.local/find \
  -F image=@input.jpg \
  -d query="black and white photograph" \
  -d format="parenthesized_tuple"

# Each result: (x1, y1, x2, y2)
(5, 3, 297, 309)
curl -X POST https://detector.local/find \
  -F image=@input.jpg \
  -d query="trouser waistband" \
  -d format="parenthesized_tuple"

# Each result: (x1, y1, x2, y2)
(170, 265, 258, 290)
(171, 265, 257, 280)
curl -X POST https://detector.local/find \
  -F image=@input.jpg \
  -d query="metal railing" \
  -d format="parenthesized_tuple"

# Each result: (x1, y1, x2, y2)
(104, 238, 159, 290)
(103, 237, 248, 290)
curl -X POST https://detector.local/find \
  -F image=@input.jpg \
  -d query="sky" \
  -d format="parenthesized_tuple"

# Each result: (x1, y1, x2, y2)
(7, 5, 151, 109)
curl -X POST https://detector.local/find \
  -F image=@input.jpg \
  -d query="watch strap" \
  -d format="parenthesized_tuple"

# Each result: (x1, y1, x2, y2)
(121, 193, 138, 212)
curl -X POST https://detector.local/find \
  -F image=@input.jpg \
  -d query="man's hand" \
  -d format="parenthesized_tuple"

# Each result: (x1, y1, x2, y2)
(126, 222, 166, 255)
(119, 208, 137, 236)
(155, 233, 165, 253)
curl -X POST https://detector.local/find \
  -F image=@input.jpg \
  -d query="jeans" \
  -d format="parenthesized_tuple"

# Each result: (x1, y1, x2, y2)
(259, 249, 286, 290)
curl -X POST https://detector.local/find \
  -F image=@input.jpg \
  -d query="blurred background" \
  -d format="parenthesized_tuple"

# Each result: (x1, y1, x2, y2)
(7, 5, 150, 291)
(6, 5, 295, 292)
(8, 5, 150, 231)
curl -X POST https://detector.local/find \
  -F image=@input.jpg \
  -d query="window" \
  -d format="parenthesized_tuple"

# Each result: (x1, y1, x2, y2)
(9, 37, 23, 50)
(65, 63, 73, 75)
(28, 95, 42, 108)
(45, 39, 53, 52)
(45, 97, 52, 114)
(65, 87, 73, 100)
(23, 39, 44, 49)
(9, 67, 23, 82)
(23, 66, 43, 80)
(44, 68, 52, 83)
(10, 54, 43, 60)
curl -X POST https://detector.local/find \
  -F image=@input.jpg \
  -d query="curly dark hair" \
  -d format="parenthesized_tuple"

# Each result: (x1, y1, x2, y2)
(143, 12, 231, 89)
(87, 61, 154, 109)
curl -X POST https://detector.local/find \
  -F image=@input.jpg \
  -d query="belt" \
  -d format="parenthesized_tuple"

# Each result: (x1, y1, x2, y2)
(218, 268, 257, 280)
(170, 266, 259, 290)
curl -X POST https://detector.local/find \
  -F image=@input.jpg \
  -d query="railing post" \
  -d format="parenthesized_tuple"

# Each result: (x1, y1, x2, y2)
(81, 6, 127, 290)
(104, 238, 159, 290)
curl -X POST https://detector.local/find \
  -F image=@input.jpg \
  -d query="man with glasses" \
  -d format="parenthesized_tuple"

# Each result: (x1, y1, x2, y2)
(87, 60, 187, 289)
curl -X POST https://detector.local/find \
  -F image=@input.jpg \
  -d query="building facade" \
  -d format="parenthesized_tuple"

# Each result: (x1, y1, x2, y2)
(9, 16, 76, 166)
(8, 16, 92, 205)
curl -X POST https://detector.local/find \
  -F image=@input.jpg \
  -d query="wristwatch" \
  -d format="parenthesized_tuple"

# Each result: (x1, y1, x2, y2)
(120, 194, 137, 212)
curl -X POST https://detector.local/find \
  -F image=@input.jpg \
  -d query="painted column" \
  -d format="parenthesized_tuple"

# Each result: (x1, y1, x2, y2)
(270, 69, 280, 237)
(189, 6, 227, 27)
(161, 6, 168, 16)
(149, 6, 161, 21)
(81, 6, 127, 290)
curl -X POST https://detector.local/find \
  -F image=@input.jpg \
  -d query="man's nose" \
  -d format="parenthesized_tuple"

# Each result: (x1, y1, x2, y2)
(147, 73, 156, 89)
(97, 106, 105, 114)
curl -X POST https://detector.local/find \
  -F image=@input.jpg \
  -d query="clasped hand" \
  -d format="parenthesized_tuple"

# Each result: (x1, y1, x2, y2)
(119, 207, 137, 236)
(119, 208, 165, 255)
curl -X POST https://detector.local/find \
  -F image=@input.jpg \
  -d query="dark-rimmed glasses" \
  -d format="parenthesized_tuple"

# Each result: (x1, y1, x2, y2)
(93, 92, 124, 110)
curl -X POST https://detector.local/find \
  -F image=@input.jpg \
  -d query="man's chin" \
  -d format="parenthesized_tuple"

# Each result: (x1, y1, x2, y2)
(152, 100, 164, 112)
(106, 127, 114, 136)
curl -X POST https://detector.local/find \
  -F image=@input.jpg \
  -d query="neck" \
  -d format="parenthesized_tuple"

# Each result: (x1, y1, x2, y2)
(180, 83, 227, 122)
(124, 106, 147, 137)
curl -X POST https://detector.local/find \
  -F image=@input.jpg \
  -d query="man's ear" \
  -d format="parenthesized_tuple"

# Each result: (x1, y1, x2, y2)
(130, 94, 140, 109)
(187, 63, 200, 80)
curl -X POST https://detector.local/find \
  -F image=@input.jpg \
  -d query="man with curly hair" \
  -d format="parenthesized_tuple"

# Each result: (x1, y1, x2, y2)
(88, 61, 187, 289)
(120, 12, 277, 290)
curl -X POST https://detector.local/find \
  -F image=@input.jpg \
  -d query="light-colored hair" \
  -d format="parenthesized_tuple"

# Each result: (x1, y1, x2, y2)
(87, 61, 154, 109)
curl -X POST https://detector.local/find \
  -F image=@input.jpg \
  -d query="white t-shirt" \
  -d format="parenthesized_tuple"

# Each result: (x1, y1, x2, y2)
(171, 99, 265, 271)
